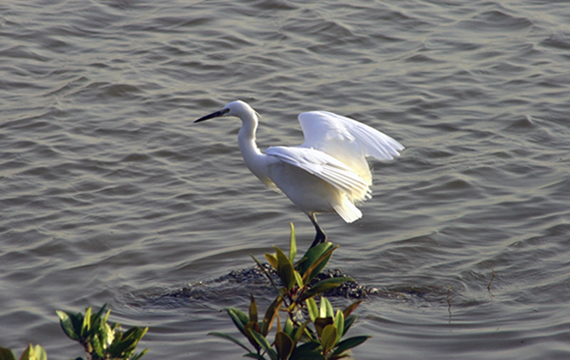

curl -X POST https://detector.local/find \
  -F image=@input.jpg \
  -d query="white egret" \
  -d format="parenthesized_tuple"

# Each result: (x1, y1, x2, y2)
(195, 100, 404, 248)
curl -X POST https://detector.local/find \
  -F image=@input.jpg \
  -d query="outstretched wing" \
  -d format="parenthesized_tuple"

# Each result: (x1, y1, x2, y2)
(298, 111, 404, 184)
(265, 146, 371, 203)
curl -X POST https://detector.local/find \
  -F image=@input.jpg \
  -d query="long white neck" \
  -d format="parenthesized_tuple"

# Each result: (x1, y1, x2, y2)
(237, 111, 266, 177)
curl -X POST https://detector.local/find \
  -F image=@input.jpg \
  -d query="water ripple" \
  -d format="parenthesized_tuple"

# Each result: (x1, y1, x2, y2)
(2, 0, 570, 359)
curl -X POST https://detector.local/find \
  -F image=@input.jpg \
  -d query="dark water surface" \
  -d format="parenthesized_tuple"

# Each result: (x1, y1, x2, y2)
(2, 0, 570, 359)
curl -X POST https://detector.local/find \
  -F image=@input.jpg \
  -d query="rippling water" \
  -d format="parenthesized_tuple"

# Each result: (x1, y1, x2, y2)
(2, 0, 570, 359)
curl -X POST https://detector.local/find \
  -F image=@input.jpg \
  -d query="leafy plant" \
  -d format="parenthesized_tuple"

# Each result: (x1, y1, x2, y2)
(0, 344, 47, 360)
(56, 304, 148, 360)
(210, 223, 370, 359)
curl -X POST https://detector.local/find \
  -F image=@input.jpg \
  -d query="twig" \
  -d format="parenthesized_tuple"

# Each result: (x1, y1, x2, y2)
(487, 264, 496, 291)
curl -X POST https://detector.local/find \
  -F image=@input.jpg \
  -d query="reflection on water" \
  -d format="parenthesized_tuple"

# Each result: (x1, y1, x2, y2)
(1, 0, 570, 359)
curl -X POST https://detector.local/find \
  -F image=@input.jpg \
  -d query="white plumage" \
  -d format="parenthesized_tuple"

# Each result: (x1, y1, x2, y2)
(195, 100, 404, 248)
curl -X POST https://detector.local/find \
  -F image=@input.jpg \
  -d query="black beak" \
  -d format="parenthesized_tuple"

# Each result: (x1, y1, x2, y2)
(194, 109, 226, 123)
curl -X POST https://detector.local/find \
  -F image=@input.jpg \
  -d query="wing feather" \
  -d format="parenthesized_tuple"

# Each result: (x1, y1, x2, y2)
(297, 111, 404, 184)
(265, 146, 371, 202)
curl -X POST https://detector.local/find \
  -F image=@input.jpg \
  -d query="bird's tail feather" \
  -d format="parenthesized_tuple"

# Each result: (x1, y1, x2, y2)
(333, 197, 362, 223)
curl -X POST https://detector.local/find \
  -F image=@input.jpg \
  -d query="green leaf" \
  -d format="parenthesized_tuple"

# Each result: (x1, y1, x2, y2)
(289, 223, 297, 262)
(102, 309, 111, 324)
(265, 253, 278, 270)
(283, 318, 294, 338)
(244, 353, 267, 360)
(33, 345, 47, 360)
(115, 326, 148, 351)
(100, 321, 115, 348)
(109, 336, 147, 359)
(209, 332, 253, 353)
(320, 297, 334, 318)
(331, 336, 371, 356)
(91, 334, 105, 358)
(94, 303, 108, 320)
(334, 310, 344, 345)
(122, 325, 144, 340)
(305, 298, 318, 322)
(275, 246, 296, 290)
(242, 323, 260, 352)
(261, 296, 284, 336)
(321, 325, 338, 354)
(0, 347, 16, 360)
(275, 331, 294, 360)
(292, 320, 312, 344)
(81, 306, 92, 336)
(14, 344, 47, 360)
(342, 315, 357, 336)
(251, 255, 282, 296)
(342, 300, 363, 320)
(313, 317, 333, 338)
(18, 344, 33, 360)
(250, 330, 278, 360)
(249, 294, 259, 324)
(299, 245, 338, 284)
(130, 348, 149, 360)
(289, 342, 323, 360)
(294, 271, 304, 288)
(92, 304, 110, 334)
(56, 310, 80, 340)
(245, 320, 262, 342)
(296, 243, 333, 277)
(227, 308, 249, 335)
(300, 277, 354, 301)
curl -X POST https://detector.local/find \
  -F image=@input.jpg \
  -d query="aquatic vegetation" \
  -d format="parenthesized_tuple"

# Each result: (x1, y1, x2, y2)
(56, 304, 148, 360)
(0, 344, 47, 360)
(0, 305, 148, 360)
(210, 223, 370, 360)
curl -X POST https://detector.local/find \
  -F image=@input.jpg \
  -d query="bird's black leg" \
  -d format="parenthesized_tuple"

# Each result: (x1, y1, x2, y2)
(309, 213, 327, 249)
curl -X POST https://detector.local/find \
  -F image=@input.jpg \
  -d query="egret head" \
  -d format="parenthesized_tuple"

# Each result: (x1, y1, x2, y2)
(194, 100, 258, 123)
